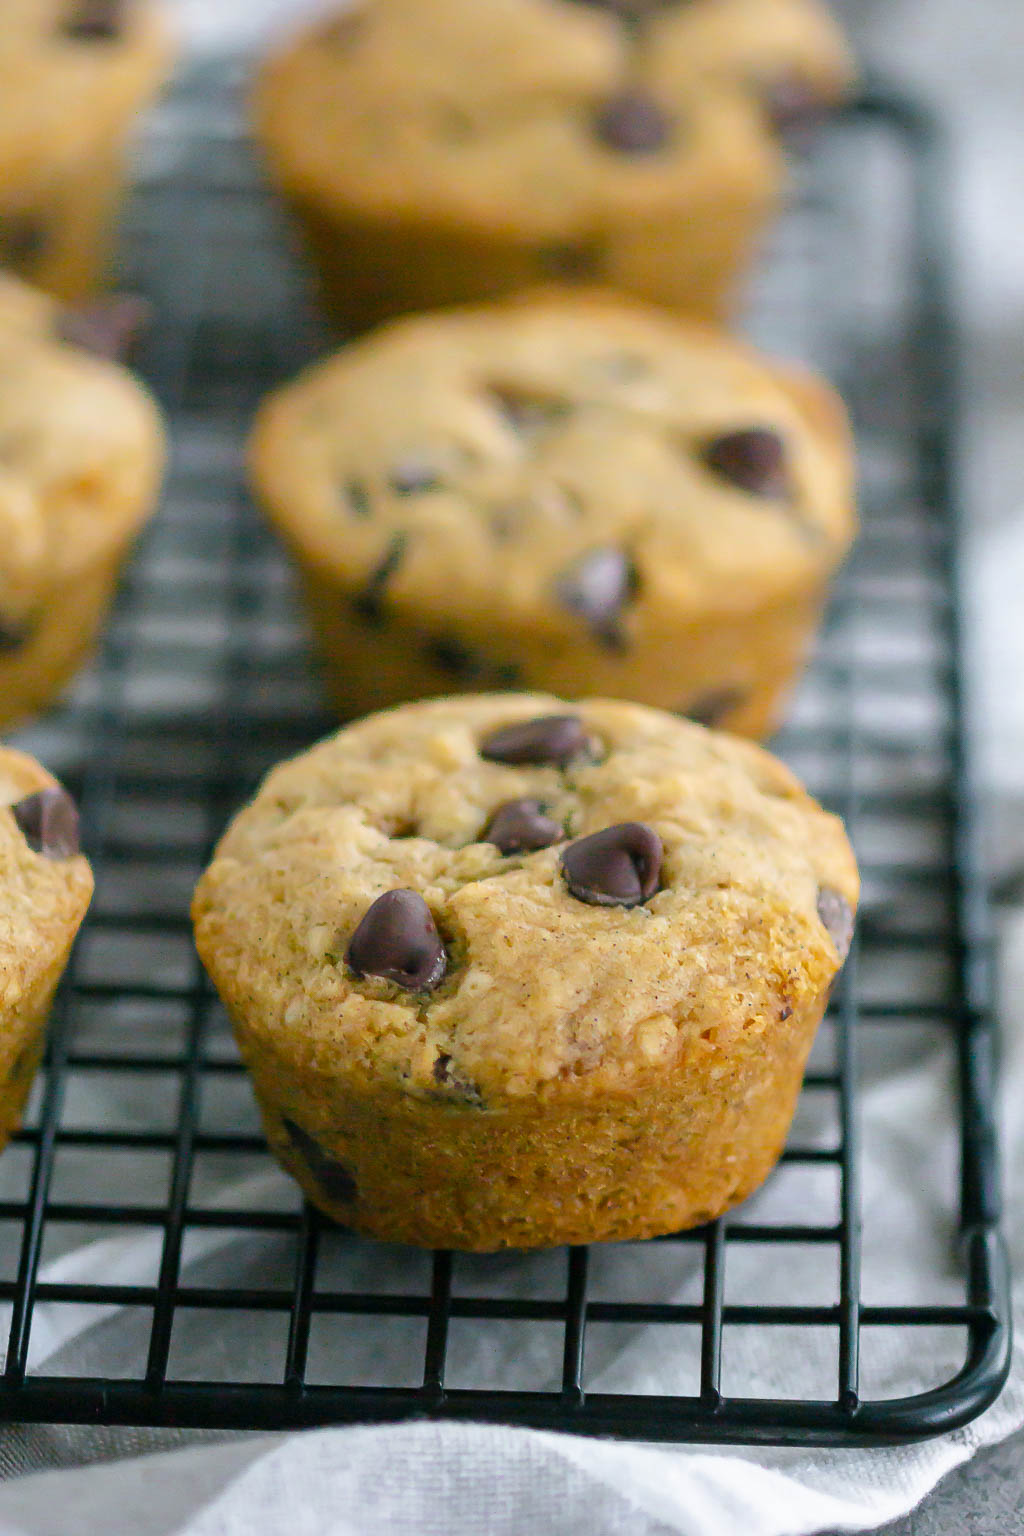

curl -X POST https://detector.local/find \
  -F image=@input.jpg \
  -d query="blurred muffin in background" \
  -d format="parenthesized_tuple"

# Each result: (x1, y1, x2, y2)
(0, 0, 171, 300)
(0, 274, 164, 729)
(248, 290, 855, 739)
(253, 0, 854, 334)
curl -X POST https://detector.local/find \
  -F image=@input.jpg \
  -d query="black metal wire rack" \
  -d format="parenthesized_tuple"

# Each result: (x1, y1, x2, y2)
(1, 67, 1011, 1445)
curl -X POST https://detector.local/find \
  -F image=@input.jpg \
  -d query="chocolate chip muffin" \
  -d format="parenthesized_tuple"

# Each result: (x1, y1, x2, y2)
(192, 693, 859, 1250)
(249, 292, 855, 738)
(0, 273, 165, 730)
(253, 0, 854, 331)
(0, 751, 92, 1150)
(0, 1, 171, 300)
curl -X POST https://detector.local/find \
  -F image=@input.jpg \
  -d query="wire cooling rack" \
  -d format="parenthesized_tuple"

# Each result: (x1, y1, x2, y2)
(1, 66, 1011, 1445)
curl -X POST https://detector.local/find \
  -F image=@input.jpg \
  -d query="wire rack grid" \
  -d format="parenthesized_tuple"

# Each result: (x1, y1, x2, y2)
(0, 65, 1011, 1445)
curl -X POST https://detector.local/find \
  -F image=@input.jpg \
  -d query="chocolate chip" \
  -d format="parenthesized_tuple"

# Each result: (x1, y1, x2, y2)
(760, 75, 831, 136)
(702, 429, 790, 498)
(566, 0, 678, 20)
(489, 506, 519, 542)
(817, 887, 854, 964)
(432, 1053, 484, 1104)
(0, 615, 35, 654)
(10, 787, 80, 859)
(58, 295, 151, 362)
(390, 459, 440, 496)
(424, 635, 485, 680)
(61, 0, 123, 38)
(481, 714, 588, 768)
(0, 219, 46, 266)
(352, 534, 406, 626)
(345, 479, 372, 518)
(345, 889, 447, 992)
(482, 798, 562, 854)
(486, 384, 571, 436)
(316, 8, 367, 48)
(680, 688, 746, 729)
(595, 90, 672, 154)
(283, 1117, 357, 1204)
(537, 240, 606, 282)
(555, 547, 637, 649)
(562, 822, 662, 907)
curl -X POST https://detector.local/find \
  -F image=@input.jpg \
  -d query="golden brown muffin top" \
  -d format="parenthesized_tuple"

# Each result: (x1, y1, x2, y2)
(255, 0, 854, 233)
(250, 292, 855, 639)
(0, 1, 170, 196)
(193, 693, 858, 1102)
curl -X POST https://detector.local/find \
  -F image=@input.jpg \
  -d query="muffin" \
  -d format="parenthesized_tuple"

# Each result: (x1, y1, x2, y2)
(249, 292, 855, 739)
(0, 273, 165, 730)
(0, 751, 92, 1150)
(253, 0, 854, 332)
(0, 0, 171, 300)
(192, 693, 859, 1251)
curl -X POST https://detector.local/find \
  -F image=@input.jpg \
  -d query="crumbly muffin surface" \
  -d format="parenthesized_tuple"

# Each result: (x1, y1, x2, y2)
(194, 694, 859, 1102)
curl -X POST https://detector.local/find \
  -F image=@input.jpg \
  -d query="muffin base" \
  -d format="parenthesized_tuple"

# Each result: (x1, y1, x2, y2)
(236, 987, 827, 1251)
(283, 177, 775, 335)
(0, 549, 130, 732)
(0, 981, 57, 1153)
(0, 132, 135, 303)
(297, 564, 826, 739)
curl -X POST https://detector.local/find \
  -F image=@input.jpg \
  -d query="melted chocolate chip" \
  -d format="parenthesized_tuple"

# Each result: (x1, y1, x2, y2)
(817, 887, 854, 964)
(61, 0, 123, 38)
(58, 295, 151, 362)
(345, 889, 447, 992)
(10, 787, 80, 859)
(0, 615, 35, 654)
(283, 1117, 357, 1204)
(352, 534, 406, 626)
(537, 240, 606, 282)
(317, 8, 367, 49)
(345, 479, 372, 518)
(566, 0, 678, 21)
(483, 798, 562, 854)
(680, 688, 746, 729)
(487, 384, 571, 436)
(489, 505, 520, 542)
(562, 822, 662, 907)
(390, 459, 440, 496)
(595, 90, 672, 154)
(432, 1053, 484, 1104)
(702, 429, 790, 498)
(480, 714, 588, 768)
(555, 547, 637, 649)
(0, 219, 46, 266)
(424, 635, 485, 680)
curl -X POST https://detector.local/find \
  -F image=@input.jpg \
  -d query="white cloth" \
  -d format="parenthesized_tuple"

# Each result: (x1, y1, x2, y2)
(2, 2, 1023, 1532)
